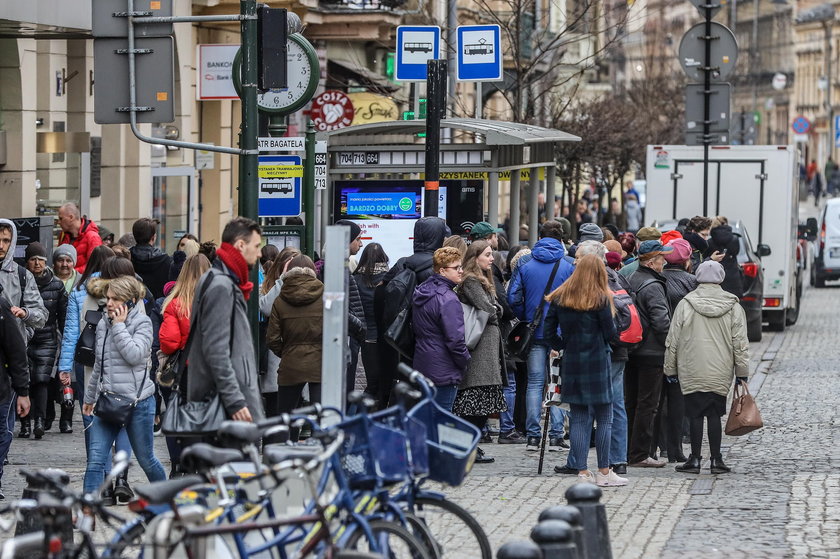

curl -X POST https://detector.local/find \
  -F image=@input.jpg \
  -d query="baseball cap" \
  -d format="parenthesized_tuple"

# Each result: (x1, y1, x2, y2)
(638, 240, 674, 259)
(469, 222, 496, 240)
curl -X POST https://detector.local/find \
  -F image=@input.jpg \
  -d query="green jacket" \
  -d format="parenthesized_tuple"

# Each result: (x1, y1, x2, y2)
(664, 284, 749, 397)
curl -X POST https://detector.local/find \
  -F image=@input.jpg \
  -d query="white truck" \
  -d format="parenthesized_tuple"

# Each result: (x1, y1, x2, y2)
(644, 144, 802, 332)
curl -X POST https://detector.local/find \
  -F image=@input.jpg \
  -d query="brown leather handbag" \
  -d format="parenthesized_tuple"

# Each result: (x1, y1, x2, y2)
(725, 382, 764, 436)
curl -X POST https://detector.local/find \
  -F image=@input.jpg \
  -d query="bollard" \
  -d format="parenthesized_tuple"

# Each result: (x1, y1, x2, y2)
(539, 505, 585, 559)
(530, 519, 578, 559)
(564, 483, 613, 559)
(14, 468, 72, 544)
(497, 539, 544, 559)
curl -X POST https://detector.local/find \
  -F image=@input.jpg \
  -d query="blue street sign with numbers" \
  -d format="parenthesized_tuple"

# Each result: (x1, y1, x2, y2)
(396, 26, 441, 82)
(456, 25, 502, 82)
(258, 155, 302, 217)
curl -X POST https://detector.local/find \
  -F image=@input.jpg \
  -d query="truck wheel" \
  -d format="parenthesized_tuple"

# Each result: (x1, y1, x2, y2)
(811, 266, 816, 286)
(816, 272, 826, 288)
(747, 317, 763, 342)
(768, 310, 786, 332)
(786, 284, 802, 326)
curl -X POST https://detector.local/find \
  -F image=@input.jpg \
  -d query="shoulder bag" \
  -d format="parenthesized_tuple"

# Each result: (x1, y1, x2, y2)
(94, 327, 148, 427)
(461, 302, 491, 351)
(506, 261, 561, 361)
(75, 305, 105, 367)
(724, 382, 763, 436)
(161, 275, 232, 438)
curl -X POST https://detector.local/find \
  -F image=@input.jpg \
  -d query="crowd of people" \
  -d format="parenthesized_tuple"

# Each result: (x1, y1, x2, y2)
(0, 197, 752, 501)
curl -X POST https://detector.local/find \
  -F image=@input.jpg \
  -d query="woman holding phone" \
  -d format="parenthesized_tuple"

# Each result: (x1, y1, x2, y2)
(82, 275, 166, 496)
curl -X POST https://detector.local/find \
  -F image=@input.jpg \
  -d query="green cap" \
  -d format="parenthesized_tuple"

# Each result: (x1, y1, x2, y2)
(469, 221, 496, 240)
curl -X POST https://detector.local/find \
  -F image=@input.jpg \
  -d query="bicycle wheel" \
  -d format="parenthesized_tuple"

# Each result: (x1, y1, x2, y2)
(410, 497, 491, 559)
(343, 519, 433, 559)
(101, 519, 147, 559)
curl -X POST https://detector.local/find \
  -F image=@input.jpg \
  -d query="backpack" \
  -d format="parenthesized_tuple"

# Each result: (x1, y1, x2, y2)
(382, 266, 419, 359)
(74, 303, 106, 367)
(611, 288, 644, 348)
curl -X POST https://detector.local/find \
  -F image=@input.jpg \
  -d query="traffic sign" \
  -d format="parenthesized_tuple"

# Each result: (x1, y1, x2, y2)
(791, 116, 811, 135)
(678, 22, 738, 82)
(259, 155, 302, 217)
(456, 25, 502, 82)
(395, 26, 441, 81)
(685, 83, 731, 133)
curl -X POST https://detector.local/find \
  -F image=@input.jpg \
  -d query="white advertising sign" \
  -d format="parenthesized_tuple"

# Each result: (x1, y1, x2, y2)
(358, 220, 416, 264)
(197, 44, 239, 101)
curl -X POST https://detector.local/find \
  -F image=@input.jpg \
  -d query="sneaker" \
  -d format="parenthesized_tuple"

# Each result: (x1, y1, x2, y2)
(629, 457, 667, 468)
(596, 469, 628, 487)
(479, 432, 493, 444)
(548, 437, 570, 451)
(554, 464, 578, 475)
(577, 471, 596, 484)
(498, 430, 527, 444)
(526, 437, 540, 451)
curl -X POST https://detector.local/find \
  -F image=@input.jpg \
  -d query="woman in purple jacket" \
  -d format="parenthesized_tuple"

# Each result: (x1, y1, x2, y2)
(412, 247, 471, 411)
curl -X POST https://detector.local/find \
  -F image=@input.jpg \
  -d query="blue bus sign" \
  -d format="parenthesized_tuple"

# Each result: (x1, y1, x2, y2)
(396, 26, 441, 82)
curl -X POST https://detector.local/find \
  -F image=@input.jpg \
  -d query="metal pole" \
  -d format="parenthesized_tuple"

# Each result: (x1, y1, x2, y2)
(730, 0, 737, 30)
(475, 82, 483, 119)
(488, 152, 499, 228)
(528, 169, 539, 246)
(303, 121, 316, 259)
(510, 171, 521, 245)
(546, 164, 557, 220)
(424, 59, 447, 217)
(751, 0, 759, 126)
(448, 0, 457, 119)
(321, 226, 349, 417)
(827, 23, 834, 163)
(239, 0, 261, 350)
(702, 1, 713, 216)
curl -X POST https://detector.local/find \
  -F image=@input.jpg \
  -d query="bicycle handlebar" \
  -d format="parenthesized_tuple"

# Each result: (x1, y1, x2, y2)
(396, 363, 435, 396)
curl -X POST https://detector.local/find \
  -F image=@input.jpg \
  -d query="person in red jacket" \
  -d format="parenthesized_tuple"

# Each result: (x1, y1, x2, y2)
(57, 203, 102, 273)
(158, 253, 210, 476)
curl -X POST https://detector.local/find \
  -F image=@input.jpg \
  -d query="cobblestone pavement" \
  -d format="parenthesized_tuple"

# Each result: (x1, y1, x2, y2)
(1, 274, 838, 558)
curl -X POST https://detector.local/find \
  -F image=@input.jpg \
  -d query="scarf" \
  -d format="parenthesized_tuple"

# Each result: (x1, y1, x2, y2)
(216, 242, 254, 301)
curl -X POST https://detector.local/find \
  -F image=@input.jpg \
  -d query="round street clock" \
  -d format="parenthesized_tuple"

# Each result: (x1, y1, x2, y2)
(233, 33, 320, 116)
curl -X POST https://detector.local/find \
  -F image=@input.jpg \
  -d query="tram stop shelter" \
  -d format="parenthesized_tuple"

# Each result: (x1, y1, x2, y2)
(317, 118, 581, 247)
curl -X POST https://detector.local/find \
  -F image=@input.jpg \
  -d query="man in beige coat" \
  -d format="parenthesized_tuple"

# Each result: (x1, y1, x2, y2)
(665, 261, 750, 474)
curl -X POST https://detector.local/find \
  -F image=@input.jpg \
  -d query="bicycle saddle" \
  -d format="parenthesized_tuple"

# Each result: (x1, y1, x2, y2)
(263, 445, 320, 467)
(217, 420, 262, 448)
(180, 443, 245, 473)
(134, 475, 205, 505)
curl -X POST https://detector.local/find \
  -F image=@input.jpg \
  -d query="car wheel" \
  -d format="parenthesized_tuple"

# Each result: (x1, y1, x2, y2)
(768, 310, 786, 332)
(816, 272, 826, 288)
(810, 265, 816, 287)
(747, 316, 762, 342)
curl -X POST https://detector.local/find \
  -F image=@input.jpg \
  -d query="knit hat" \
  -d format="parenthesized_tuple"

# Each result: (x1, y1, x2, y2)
(468, 221, 495, 240)
(25, 242, 47, 261)
(664, 238, 692, 264)
(604, 240, 624, 256)
(695, 260, 725, 284)
(335, 220, 362, 243)
(163, 281, 177, 297)
(555, 218, 573, 242)
(636, 227, 662, 241)
(578, 222, 604, 242)
(660, 230, 683, 245)
(638, 240, 674, 260)
(53, 244, 77, 266)
(605, 251, 622, 270)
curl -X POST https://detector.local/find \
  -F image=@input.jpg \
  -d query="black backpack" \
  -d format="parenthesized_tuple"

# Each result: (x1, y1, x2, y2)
(382, 266, 419, 359)
(74, 303, 105, 367)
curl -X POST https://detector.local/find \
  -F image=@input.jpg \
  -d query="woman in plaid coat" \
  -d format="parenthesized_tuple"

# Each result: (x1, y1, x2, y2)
(544, 254, 626, 487)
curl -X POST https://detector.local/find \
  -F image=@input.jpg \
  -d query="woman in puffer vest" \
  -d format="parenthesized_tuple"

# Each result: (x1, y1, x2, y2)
(82, 275, 166, 496)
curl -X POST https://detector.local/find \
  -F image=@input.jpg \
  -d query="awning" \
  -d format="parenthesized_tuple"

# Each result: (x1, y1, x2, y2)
(327, 59, 400, 95)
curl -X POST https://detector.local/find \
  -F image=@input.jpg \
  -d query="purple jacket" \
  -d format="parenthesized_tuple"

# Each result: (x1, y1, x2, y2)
(411, 274, 470, 386)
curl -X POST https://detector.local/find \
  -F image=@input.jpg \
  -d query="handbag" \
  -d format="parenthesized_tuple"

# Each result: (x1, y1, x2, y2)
(94, 329, 148, 427)
(384, 305, 415, 359)
(156, 349, 181, 387)
(75, 306, 104, 367)
(506, 261, 561, 361)
(724, 382, 764, 436)
(461, 303, 491, 351)
(161, 275, 234, 438)
(543, 355, 570, 411)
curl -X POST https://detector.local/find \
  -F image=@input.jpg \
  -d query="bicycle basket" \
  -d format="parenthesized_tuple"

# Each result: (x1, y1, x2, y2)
(338, 414, 410, 489)
(407, 400, 480, 486)
(371, 407, 430, 477)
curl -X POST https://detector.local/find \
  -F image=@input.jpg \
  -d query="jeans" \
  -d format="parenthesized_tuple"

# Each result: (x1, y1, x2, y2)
(609, 361, 628, 466)
(625, 360, 664, 464)
(75, 377, 132, 473)
(83, 396, 164, 494)
(434, 385, 458, 413)
(526, 344, 565, 439)
(0, 393, 16, 482)
(569, 403, 613, 471)
(499, 368, 517, 433)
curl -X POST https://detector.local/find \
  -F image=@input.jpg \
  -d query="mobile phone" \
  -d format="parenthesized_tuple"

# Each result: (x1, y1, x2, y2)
(124, 300, 135, 311)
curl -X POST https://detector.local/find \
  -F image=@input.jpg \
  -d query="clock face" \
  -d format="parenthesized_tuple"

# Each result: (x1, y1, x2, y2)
(257, 38, 317, 113)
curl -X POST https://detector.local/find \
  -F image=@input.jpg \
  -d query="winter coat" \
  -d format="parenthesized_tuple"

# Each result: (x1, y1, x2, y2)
(58, 217, 102, 273)
(625, 200, 643, 232)
(0, 219, 48, 342)
(185, 259, 264, 420)
(381, 217, 449, 287)
(606, 267, 632, 362)
(258, 278, 283, 394)
(662, 264, 698, 312)
(159, 297, 190, 355)
(628, 265, 671, 364)
(84, 304, 154, 405)
(618, 258, 640, 279)
(130, 244, 174, 300)
(58, 275, 95, 374)
(664, 284, 750, 397)
(27, 269, 68, 384)
(683, 231, 708, 273)
(457, 276, 504, 390)
(544, 301, 616, 405)
(347, 274, 366, 343)
(354, 268, 387, 341)
(266, 269, 324, 386)
(0, 295, 30, 401)
(411, 274, 470, 386)
(507, 238, 575, 341)
(708, 225, 744, 297)
(492, 263, 514, 337)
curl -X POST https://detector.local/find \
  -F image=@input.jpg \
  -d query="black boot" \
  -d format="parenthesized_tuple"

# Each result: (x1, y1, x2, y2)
(675, 455, 702, 474)
(113, 471, 134, 503)
(101, 483, 116, 506)
(59, 406, 73, 434)
(474, 447, 495, 464)
(710, 456, 732, 474)
(18, 419, 31, 439)
(33, 418, 45, 440)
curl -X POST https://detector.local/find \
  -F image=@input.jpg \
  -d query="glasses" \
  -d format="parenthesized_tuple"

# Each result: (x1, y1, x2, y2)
(443, 265, 463, 271)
